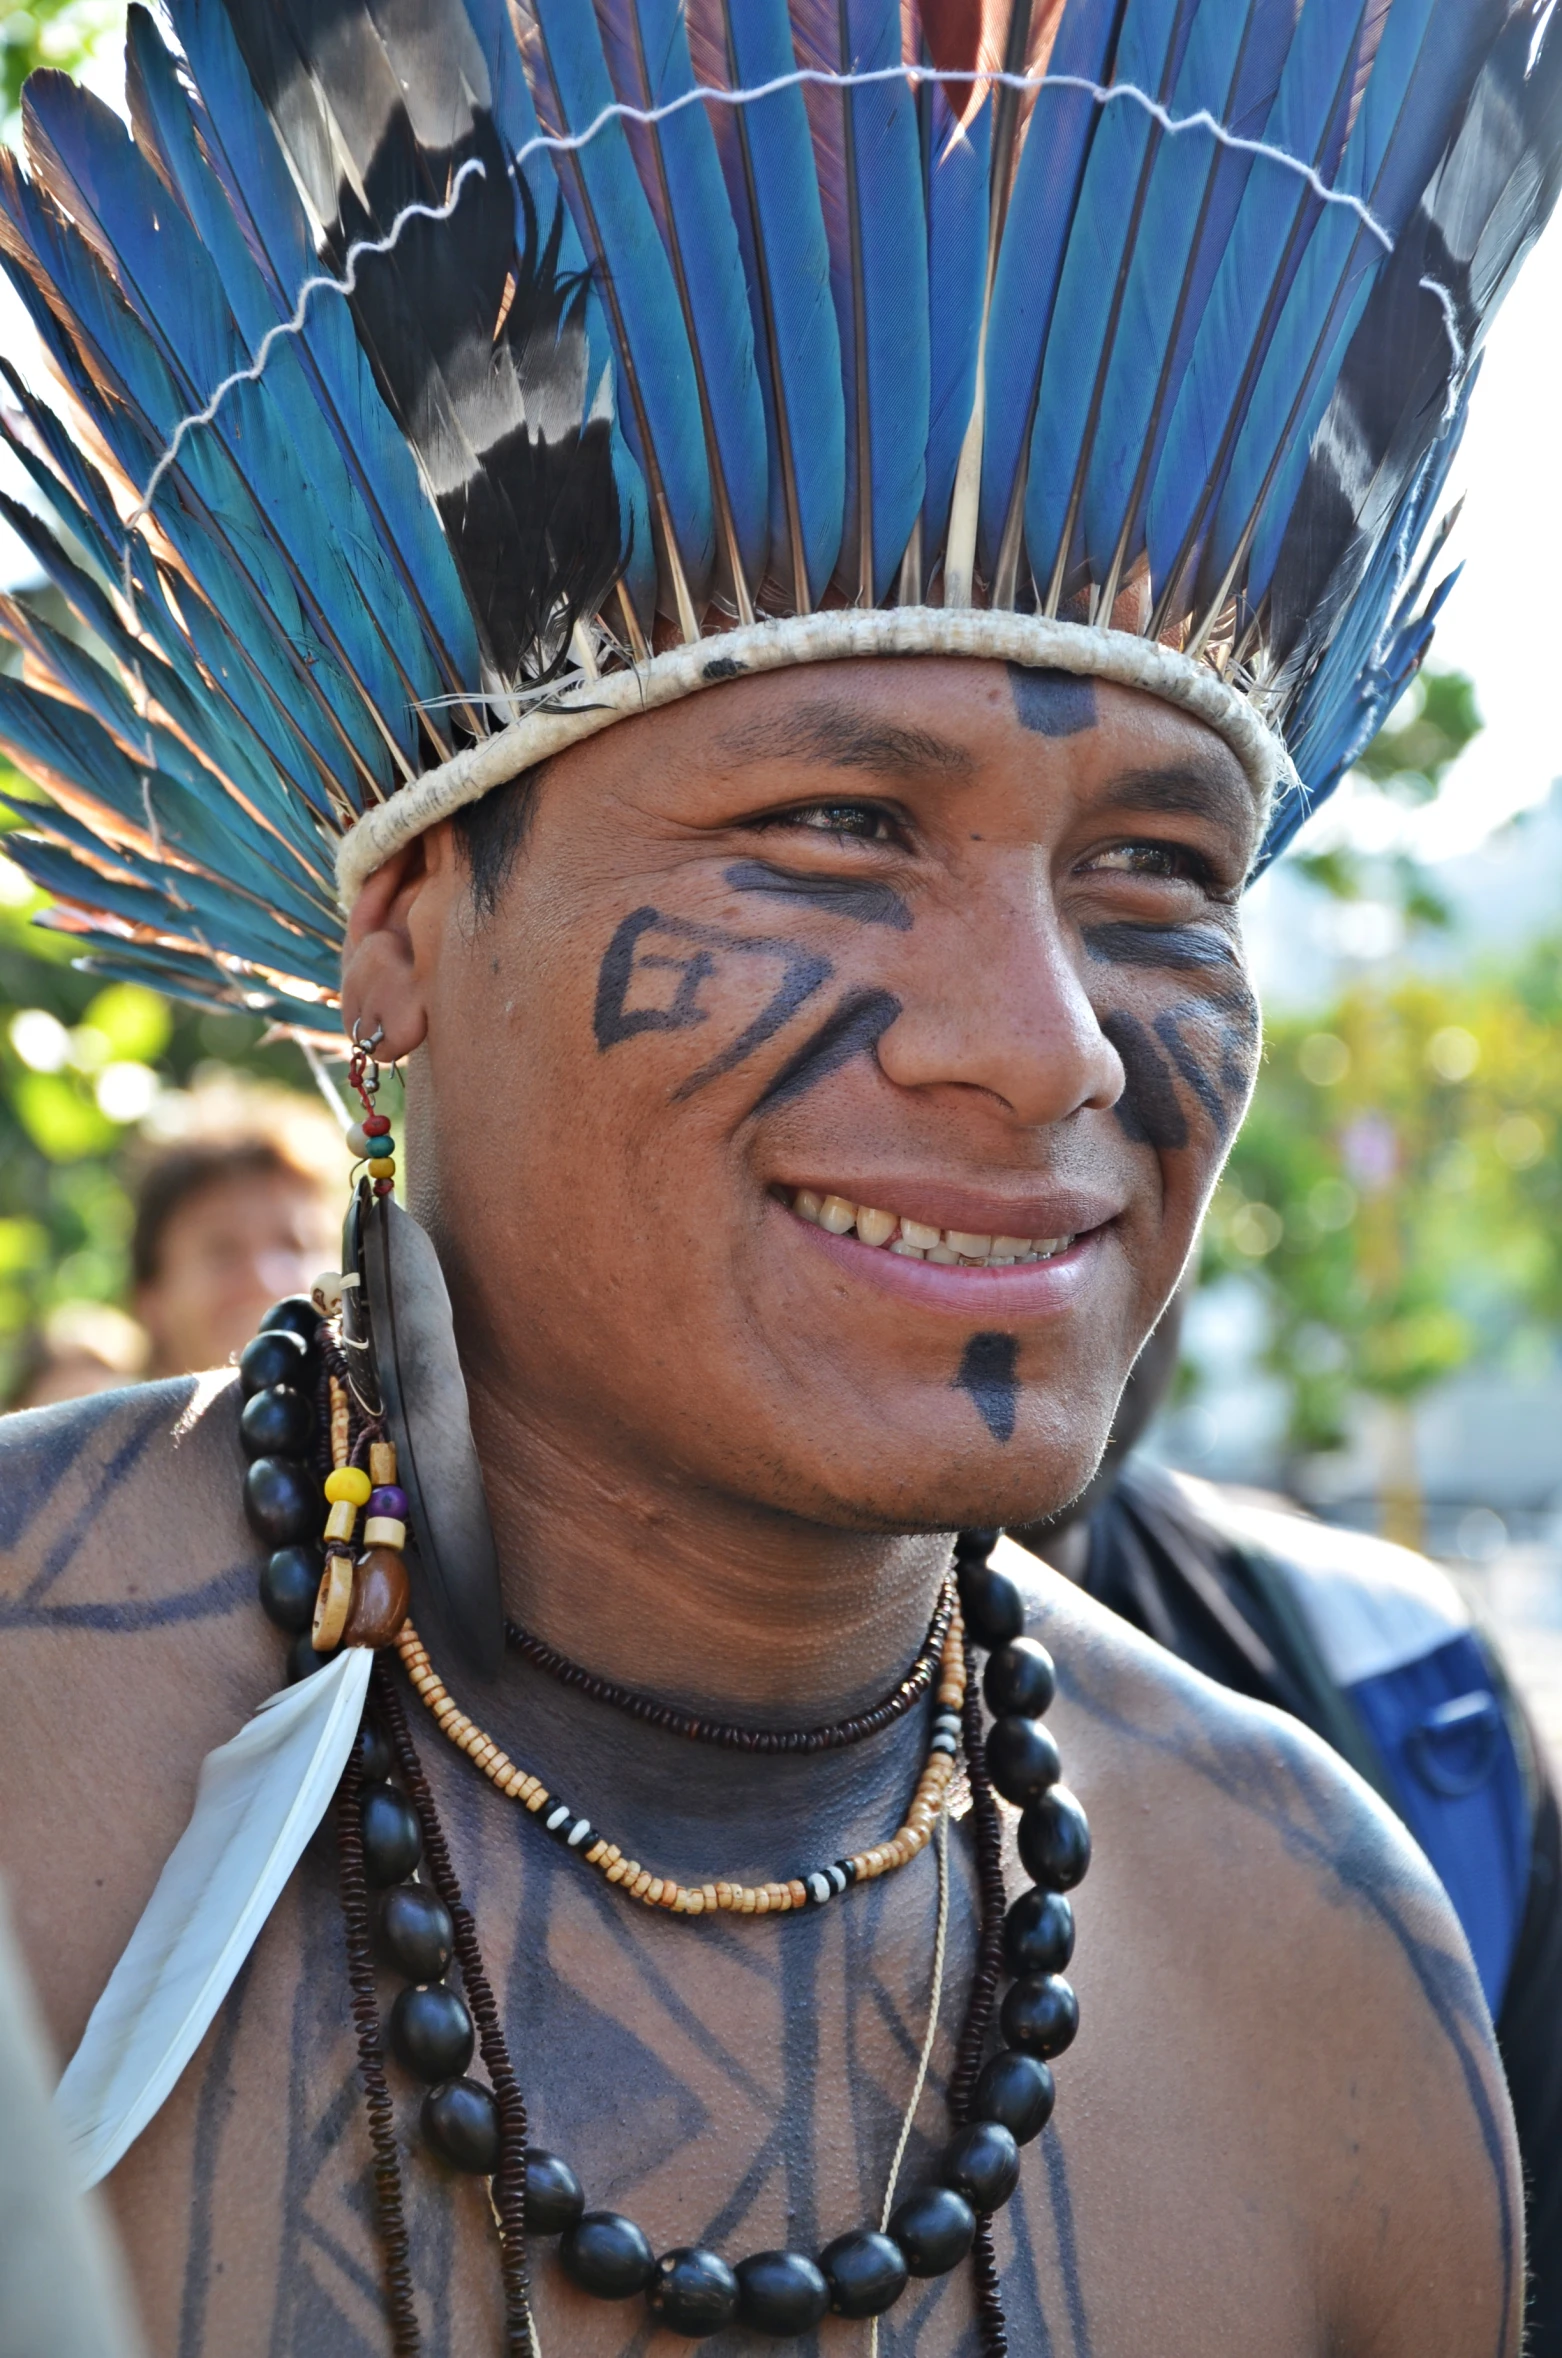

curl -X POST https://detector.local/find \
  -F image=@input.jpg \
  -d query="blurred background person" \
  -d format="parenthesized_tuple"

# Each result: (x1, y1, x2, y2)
(128, 1084, 345, 1378)
(8, 1298, 146, 1409)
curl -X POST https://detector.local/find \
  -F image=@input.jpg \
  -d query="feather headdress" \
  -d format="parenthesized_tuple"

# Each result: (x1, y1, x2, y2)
(0, 0, 1560, 1018)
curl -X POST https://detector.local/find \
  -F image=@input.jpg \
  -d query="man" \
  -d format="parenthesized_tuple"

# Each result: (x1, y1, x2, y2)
(0, 2, 1552, 2351)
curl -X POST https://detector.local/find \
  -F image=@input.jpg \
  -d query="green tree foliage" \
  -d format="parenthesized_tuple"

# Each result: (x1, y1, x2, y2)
(0, 802, 321, 1393)
(1206, 964, 1562, 1459)
(1, 2, 120, 129)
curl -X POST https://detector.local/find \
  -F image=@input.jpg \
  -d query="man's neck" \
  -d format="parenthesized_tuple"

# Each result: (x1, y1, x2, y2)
(467, 1383, 954, 1726)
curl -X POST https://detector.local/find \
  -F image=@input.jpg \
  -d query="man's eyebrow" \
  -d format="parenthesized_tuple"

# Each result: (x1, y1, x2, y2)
(711, 698, 975, 776)
(1102, 763, 1257, 831)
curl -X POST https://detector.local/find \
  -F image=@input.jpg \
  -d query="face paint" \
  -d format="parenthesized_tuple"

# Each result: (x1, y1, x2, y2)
(752, 989, 903, 1113)
(1007, 663, 1098, 740)
(722, 860, 912, 930)
(592, 907, 832, 1098)
(1082, 921, 1241, 975)
(1099, 1011, 1190, 1151)
(955, 1333, 1020, 1443)
(1152, 1002, 1258, 1150)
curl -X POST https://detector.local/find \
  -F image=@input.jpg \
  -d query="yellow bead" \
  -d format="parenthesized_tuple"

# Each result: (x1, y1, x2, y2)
(325, 1466, 372, 1507)
(368, 1156, 396, 1180)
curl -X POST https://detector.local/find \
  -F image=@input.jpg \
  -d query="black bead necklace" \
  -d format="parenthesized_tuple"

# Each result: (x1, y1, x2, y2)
(238, 1300, 1091, 2351)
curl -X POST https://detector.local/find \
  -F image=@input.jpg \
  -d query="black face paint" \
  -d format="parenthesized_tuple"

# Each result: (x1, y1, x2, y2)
(722, 860, 912, 930)
(593, 906, 832, 1097)
(1008, 663, 1097, 739)
(1100, 1010, 1189, 1150)
(753, 988, 902, 1112)
(1152, 1001, 1258, 1149)
(955, 1333, 1019, 1443)
(1082, 921, 1240, 974)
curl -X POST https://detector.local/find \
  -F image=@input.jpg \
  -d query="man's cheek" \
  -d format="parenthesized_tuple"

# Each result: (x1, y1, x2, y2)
(1096, 983, 1260, 1164)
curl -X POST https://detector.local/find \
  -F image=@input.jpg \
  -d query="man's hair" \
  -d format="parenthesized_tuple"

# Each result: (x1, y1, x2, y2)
(452, 761, 546, 921)
(131, 1138, 316, 1287)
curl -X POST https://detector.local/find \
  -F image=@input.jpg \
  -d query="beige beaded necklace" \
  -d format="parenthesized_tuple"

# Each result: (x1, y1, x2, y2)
(395, 1597, 966, 1918)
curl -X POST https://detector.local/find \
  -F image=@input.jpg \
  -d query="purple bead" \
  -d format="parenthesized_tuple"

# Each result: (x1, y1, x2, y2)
(369, 1485, 408, 1519)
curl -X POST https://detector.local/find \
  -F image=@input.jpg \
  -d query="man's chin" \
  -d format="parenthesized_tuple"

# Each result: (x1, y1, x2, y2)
(795, 1442, 1110, 1542)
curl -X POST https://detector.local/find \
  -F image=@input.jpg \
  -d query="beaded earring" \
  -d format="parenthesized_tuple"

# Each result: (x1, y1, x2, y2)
(337, 1022, 504, 1678)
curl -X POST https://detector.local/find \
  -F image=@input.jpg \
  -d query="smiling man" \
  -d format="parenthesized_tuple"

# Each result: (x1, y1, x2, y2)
(0, 1, 1556, 2353)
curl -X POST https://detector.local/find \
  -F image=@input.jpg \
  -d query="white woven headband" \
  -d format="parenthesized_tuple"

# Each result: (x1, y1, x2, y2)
(334, 609, 1297, 909)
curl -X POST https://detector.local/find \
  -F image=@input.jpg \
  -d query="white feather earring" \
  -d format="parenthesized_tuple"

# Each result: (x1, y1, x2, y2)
(54, 1645, 374, 2189)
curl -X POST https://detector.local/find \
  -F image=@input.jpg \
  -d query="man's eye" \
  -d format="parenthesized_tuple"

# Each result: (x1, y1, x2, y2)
(770, 802, 900, 844)
(1085, 841, 1209, 882)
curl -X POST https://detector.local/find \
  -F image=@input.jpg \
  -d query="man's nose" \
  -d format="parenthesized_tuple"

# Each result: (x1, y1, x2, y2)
(875, 871, 1124, 1127)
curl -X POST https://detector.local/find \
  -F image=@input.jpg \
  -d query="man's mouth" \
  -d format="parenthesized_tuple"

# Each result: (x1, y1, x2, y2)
(781, 1188, 1076, 1269)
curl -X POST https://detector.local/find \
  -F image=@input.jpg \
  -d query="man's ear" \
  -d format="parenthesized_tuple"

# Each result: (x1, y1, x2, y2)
(339, 827, 455, 1060)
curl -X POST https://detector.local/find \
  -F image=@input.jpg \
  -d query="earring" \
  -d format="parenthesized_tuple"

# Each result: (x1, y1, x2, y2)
(339, 1025, 504, 1680)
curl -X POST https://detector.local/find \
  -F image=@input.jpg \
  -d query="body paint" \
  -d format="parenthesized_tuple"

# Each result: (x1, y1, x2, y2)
(752, 989, 902, 1113)
(1008, 664, 1098, 739)
(592, 907, 832, 1098)
(722, 860, 912, 930)
(955, 1333, 1020, 1443)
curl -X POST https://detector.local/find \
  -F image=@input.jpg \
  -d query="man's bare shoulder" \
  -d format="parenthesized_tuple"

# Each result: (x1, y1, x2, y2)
(0, 1376, 281, 2054)
(1001, 1537, 1522, 2356)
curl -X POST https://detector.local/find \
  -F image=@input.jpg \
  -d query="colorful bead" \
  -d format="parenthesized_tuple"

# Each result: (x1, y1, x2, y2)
(369, 1440, 398, 1486)
(312, 1549, 354, 1649)
(311, 1270, 344, 1316)
(374, 1177, 395, 1198)
(369, 1485, 408, 1520)
(368, 1156, 396, 1180)
(363, 1514, 407, 1549)
(364, 1111, 391, 1137)
(346, 1121, 372, 1157)
(325, 1465, 373, 1506)
(324, 1498, 359, 1545)
(343, 1545, 410, 1648)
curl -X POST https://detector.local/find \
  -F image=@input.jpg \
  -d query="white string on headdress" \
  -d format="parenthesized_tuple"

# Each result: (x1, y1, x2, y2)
(115, 64, 1396, 590)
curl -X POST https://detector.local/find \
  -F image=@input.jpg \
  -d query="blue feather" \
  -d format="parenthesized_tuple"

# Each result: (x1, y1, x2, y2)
(511, 0, 715, 625)
(917, 69, 988, 570)
(122, 12, 457, 748)
(1073, 0, 1293, 609)
(156, 0, 482, 717)
(685, 0, 845, 610)
(1026, 0, 1196, 610)
(0, 157, 389, 809)
(980, 0, 1125, 589)
(590, 0, 769, 613)
(789, 0, 929, 602)
(21, 74, 417, 780)
(1146, 0, 1380, 619)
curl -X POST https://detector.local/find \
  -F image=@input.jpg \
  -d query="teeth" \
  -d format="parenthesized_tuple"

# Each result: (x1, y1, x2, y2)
(785, 1191, 1077, 1268)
